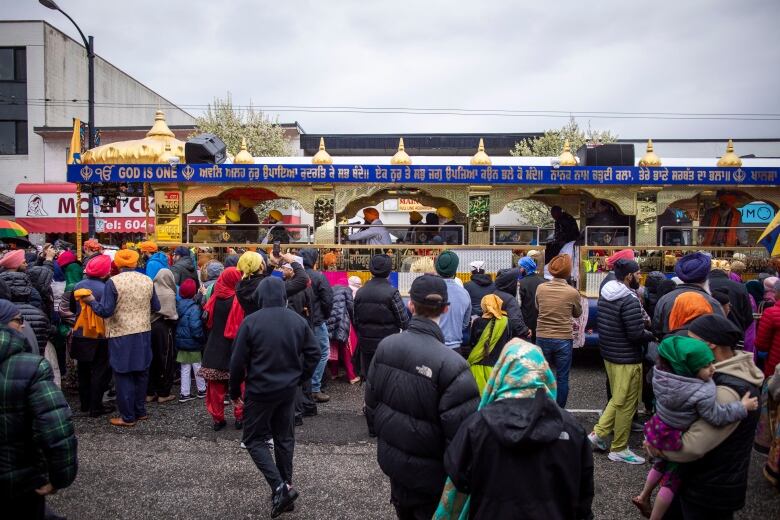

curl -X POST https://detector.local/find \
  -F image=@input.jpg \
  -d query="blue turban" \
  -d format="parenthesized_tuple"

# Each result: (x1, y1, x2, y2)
(518, 256, 537, 276)
(674, 252, 711, 283)
(0, 298, 21, 325)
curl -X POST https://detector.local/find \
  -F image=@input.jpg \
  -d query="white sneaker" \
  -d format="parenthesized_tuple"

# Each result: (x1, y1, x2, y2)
(239, 441, 246, 449)
(588, 432, 608, 452)
(608, 449, 645, 465)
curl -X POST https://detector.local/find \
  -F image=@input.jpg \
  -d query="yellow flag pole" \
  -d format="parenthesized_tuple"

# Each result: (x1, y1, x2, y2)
(75, 183, 83, 260)
(144, 182, 151, 241)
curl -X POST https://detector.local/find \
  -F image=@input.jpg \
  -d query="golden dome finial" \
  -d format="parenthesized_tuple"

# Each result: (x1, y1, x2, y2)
(717, 139, 742, 167)
(638, 139, 662, 167)
(391, 138, 412, 165)
(234, 137, 254, 164)
(558, 139, 577, 166)
(312, 137, 333, 165)
(146, 110, 175, 138)
(470, 138, 492, 165)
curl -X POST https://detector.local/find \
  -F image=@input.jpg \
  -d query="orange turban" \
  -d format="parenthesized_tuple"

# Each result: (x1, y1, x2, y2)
(363, 208, 380, 222)
(323, 252, 337, 268)
(83, 239, 102, 252)
(139, 241, 158, 253)
(114, 249, 139, 269)
(668, 292, 713, 331)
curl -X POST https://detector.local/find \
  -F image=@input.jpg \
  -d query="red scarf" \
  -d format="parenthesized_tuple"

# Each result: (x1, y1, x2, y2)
(202, 267, 245, 339)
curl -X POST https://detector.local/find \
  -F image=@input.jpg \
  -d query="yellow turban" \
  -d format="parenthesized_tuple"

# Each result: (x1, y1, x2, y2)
(139, 241, 158, 253)
(269, 210, 283, 222)
(225, 210, 241, 222)
(437, 206, 454, 219)
(237, 251, 265, 278)
(114, 249, 139, 269)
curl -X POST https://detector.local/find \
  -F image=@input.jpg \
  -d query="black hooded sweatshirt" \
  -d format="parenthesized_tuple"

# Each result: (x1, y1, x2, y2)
(444, 389, 594, 520)
(300, 249, 333, 326)
(464, 273, 495, 316)
(493, 268, 529, 337)
(229, 277, 320, 402)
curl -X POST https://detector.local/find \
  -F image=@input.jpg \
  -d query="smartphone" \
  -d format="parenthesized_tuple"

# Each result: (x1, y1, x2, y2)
(272, 241, 281, 258)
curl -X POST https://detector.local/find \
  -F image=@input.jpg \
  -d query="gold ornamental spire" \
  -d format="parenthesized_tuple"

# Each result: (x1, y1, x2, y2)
(638, 139, 662, 167)
(234, 137, 254, 164)
(391, 138, 412, 165)
(312, 137, 333, 164)
(147, 110, 175, 138)
(470, 138, 492, 165)
(558, 139, 577, 166)
(717, 139, 743, 167)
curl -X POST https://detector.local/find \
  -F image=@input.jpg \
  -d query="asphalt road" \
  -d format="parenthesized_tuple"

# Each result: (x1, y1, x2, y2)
(49, 348, 779, 519)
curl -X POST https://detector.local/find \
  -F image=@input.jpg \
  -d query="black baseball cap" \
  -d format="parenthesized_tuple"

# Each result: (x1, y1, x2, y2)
(409, 274, 449, 307)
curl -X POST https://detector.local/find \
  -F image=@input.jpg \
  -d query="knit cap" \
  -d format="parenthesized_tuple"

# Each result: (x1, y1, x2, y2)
(369, 254, 392, 278)
(657, 335, 715, 377)
(435, 250, 459, 278)
(179, 279, 197, 299)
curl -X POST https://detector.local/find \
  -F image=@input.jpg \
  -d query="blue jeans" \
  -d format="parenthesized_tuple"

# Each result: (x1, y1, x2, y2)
(536, 337, 572, 408)
(311, 322, 330, 393)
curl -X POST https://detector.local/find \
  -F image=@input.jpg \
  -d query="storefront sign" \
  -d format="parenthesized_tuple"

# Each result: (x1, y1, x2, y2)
(155, 190, 182, 242)
(739, 201, 775, 224)
(383, 199, 435, 212)
(69, 163, 780, 186)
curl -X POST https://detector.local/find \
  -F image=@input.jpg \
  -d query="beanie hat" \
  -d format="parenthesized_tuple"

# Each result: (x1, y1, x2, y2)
(0, 298, 21, 325)
(174, 246, 190, 258)
(0, 250, 26, 270)
(114, 249, 139, 269)
(613, 259, 640, 281)
(606, 249, 635, 269)
(205, 260, 225, 281)
(369, 254, 392, 278)
(657, 335, 715, 377)
(179, 278, 197, 299)
(674, 252, 711, 283)
(435, 250, 459, 278)
(518, 256, 536, 275)
(548, 254, 572, 279)
(84, 254, 112, 278)
(688, 314, 743, 348)
(56, 250, 77, 268)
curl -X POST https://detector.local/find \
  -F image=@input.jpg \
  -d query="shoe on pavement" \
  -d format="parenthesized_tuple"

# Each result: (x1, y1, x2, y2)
(312, 392, 330, 403)
(588, 432, 608, 452)
(145, 395, 157, 403)
(213, 420, 227, 431)
(240, 441, 247, 449)
(137, 415, 149, 421)
(197, 390, 206, 399)
(294, 415, 303, 427)
(349, 377, 361, 385)
(271, 484, 299, 518)
(109, 417, 136, 427)
(608, 449, 646, 465)
(157, 395, 176, 404)
(179, 394, 196, 403)
(223, 397, 231, 406)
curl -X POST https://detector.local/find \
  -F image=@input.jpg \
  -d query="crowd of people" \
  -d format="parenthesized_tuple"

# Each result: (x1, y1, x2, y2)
(2, 238, 780, 519)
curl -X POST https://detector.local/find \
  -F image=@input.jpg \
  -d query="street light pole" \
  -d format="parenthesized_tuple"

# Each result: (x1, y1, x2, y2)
(39, 0, 96, 236)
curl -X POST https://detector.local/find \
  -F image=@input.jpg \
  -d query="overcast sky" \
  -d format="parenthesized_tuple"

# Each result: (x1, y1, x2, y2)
(6, 0, 780, 137)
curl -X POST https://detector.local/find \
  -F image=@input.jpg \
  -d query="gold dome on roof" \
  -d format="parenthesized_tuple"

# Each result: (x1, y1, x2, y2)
(391, 138, 412, 165)
(717, 139, 742, 167)
(558, 139, 577, 166)
(638, 139, 662, 167)
(234, 137, 254, 164)
(312, 137, 333, 165)
(470, 138, 491, 165)
(81, 110, 185, 164)
(158, 142, 178, 163)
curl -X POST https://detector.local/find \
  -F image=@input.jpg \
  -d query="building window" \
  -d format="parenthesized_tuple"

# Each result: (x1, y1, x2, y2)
(0, 47, 27, 155)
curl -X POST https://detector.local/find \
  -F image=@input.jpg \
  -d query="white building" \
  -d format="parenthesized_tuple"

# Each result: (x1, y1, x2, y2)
(0, 20, 196, 197)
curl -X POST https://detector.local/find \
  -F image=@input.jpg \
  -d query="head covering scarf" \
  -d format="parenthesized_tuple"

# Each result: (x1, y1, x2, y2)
(202, 267, 245, 338)
(139, 241, 158, 253)
(518, 256, 536, 276)
(746, 279, 764, 305)
(764, 276, 779, 303)
(84, 254, 111, 278)
(469, 295, 509, 393)
(435, 340, 557, 519)
(237, 251, 265, 279)
(114, 249, 139, 269)
(668, 292, 713, 330)
(348, 275, 362, 297)
(470, 260, 485, 274)
(480, 294, 505, 320)
(205, 260, 225, 281)
(657, 335, 715, 378)
(0, 250, 25, 270)
(153, 269, 178, 320)
(0, 298, 20, 325)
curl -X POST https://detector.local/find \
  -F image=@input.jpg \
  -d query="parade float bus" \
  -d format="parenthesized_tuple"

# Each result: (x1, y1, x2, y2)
(64, 113, 779, 346)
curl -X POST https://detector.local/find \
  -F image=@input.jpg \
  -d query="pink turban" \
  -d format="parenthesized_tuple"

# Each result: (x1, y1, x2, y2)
(606, 249, 635, 269)
(84, 254, 112, 278)
(57, 250, 77, 268)
(0, 250, 25, 270)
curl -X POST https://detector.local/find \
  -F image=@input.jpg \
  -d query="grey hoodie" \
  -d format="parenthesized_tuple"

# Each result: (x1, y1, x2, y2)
(653, 367, 747, 431)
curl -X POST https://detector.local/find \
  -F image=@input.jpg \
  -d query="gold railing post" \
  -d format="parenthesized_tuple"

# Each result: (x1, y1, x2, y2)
(144, 182, 151, 240)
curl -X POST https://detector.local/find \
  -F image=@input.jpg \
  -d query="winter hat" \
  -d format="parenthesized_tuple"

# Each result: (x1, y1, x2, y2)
(0, 298, 20, 325)
(56, 250, 77, 268)
(174, 246, 190, 258)
(114, 249, 139, 269)
(139, 241, 158, 253)
(657, 335, 715, 378)
(548, 254, 572, 279)
(84, 254, 111, 278)
(470, 260, 485, 274)
(606, 249, 635, 269)
(237, 251, 264, 279)
(688, 314, 743, 349)
(435, 250, 459, 278)
(668, 292, 713, 330)
(711, 289, 730, 307)
(369, 254, 392, 278)
(179, 278, 197, 299)
(205, 260, 225, 281)
(223, 254, 240, 268)
(613, 259, 640, 281)
(0, 250, 25, 270)
(674, 252, 711, 283)
(518, 256, 536, 275)
(409, 274, 448, 307)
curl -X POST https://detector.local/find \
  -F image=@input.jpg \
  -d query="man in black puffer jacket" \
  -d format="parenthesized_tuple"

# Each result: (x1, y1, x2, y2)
(493, 268, 530, 338)
(353, 254, 410, 381)
(1, 271, 51, 354)
(299, 249, 333, 403)
(366, 275, 479, 520)
(590, 259, 654, 465)
(463, 261, 494, 316)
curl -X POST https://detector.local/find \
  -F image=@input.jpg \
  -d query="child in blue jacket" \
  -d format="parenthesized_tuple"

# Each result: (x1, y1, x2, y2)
(176, 279, 206, 401)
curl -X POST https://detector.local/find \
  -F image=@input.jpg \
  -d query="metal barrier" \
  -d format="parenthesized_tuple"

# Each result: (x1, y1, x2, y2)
(659, 226, 763, 247)
(186, 223, 314, 244)
(490, 226, 540, 245)
(336, 224, 466, 245)
(584, 226, 632, 246)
